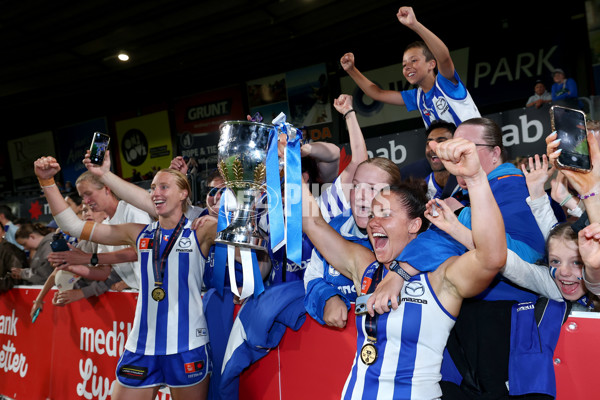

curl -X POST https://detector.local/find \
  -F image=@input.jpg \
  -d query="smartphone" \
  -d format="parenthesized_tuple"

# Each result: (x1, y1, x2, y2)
(32, 307, 41, 323)
(550, 105, 591, 172)
(50, 233, 69, 252)
(355, 293, 398, 315)
(89, 132, 111, 165)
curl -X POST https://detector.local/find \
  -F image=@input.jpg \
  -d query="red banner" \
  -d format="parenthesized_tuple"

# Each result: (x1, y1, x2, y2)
(1, 287, 598, 399)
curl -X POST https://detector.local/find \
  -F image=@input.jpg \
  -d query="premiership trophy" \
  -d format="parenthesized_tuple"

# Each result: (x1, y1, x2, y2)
(215, 120, 272, 250)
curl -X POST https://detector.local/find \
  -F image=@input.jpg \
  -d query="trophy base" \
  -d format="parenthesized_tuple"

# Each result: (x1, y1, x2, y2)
(215, 230, 267, 251)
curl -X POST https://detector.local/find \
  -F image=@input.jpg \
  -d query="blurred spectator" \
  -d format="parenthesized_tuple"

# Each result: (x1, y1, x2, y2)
(0, 224, 27, 292)
(551, 68, 581, 109)
(526, 79, 552, 109)
(12, 222, 55, 285)
(0, 204, 24, 250)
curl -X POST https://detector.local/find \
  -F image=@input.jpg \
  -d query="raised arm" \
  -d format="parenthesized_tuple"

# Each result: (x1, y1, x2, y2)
(340, 53, 405, 105)
(433, 139, 506, 301)
(397, 6, 456, 82)
(547, 129, 600, 223)
(302, 179, 372, 289)
(83, 150, 157, 218)
(302, 142, 340, 184)
(521, 154, 558, 239)
(578, 222, 600, 295)
(333, 94, 369, 200)
(35, 156, 142, 247)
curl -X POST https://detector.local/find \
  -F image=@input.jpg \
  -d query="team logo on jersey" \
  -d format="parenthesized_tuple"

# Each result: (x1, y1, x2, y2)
(184, 360, 205, 373)
(328, 265, 340, 277)
(196, 328, 208, 337)
(405, 281, 425, 297)
(435, 97, 449, 114)
(179, 237, 191, 248)
(162, 234, 170, 242)
(139, 238, 153, 250)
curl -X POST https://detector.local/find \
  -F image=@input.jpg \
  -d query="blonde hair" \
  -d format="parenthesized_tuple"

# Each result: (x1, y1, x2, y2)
(357, 157, 402, 186)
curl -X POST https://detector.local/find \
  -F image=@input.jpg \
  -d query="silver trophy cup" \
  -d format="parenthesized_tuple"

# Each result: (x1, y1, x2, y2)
(215, 120, 273, 250)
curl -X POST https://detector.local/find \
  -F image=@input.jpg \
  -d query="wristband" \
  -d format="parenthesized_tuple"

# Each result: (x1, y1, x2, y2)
(578, 190, 599, 200)
(559, 194, 573, 207)
(389, 261, 413, 281)
(38, 177, 55, 188)
(343, 109, 355, 119)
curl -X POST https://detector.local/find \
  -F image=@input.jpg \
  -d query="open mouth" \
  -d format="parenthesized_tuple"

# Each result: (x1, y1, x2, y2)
(371, 232, 389, 250)
(559, 280, 580, 296)
(356, 205, 370, 216)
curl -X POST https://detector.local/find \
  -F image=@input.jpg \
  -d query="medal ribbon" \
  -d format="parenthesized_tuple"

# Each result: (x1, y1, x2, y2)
(363, 262, 388, 343)
(152, 215, 187, 288)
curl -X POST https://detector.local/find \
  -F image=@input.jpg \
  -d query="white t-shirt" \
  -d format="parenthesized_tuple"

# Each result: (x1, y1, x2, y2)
(98, 200, 153, 290)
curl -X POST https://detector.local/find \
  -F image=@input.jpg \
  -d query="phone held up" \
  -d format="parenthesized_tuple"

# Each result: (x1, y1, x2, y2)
(89, 132, 110, 165)
(50, 233, 70, 252)
(550, 105, 591, 172)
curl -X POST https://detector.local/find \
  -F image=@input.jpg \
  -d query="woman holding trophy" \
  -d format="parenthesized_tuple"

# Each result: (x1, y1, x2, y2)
(34, 157, 215, 400)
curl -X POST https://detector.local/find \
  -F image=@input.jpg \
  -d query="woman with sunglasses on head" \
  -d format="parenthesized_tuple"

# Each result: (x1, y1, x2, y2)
(36, 156, 216, 400)
(303, 138, 506, 399)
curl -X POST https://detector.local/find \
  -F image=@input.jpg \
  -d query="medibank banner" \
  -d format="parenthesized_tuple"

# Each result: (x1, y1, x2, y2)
(0, 288, 171, 400)
(115, 111, 173, 179)
(173, 85, 245, 135)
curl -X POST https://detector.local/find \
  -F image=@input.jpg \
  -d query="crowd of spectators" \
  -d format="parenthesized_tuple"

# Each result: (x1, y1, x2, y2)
(1, 5, 599, 400)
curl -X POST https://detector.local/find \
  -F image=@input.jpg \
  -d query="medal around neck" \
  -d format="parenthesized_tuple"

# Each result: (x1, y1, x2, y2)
(152, 286, 166, 302)
(360, 343, 378, 365)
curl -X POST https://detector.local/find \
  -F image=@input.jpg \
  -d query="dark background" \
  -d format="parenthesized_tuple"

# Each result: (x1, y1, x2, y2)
(0, 0, 593, 182)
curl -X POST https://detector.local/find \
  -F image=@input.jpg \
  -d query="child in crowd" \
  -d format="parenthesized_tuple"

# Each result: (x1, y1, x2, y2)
(340, 6, 480, 128)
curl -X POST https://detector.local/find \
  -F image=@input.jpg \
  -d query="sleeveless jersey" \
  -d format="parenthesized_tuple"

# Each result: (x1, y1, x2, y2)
(126, 219, 209, 355)
(401, 71, 480, 128)
(342, 269, 456, 400)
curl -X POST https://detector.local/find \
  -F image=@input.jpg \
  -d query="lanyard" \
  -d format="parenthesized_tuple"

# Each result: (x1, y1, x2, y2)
(364, 262, 386, 343)
(152, 215, 186, 287)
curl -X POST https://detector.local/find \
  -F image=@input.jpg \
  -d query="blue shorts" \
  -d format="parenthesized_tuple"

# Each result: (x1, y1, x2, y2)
(116, 344, 212, 388)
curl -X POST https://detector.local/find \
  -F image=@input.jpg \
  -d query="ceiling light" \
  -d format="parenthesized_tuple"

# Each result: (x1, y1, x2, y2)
(117, 52, 130, 62)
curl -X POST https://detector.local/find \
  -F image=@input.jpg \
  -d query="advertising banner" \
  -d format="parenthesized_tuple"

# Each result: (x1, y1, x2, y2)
(7, 131, 56, 190)
(248, 65, 336, 143)
(1, 287, 596, 400)
(173, 85, 245, 136)
(348, 104, 552, 173)
(0, 287, 171, 400)
(115, 111, 173, 180)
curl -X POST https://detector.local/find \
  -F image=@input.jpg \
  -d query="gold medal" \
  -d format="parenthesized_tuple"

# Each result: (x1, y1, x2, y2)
(360, 343, 378, 365)
(152, 286, 166, 302)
